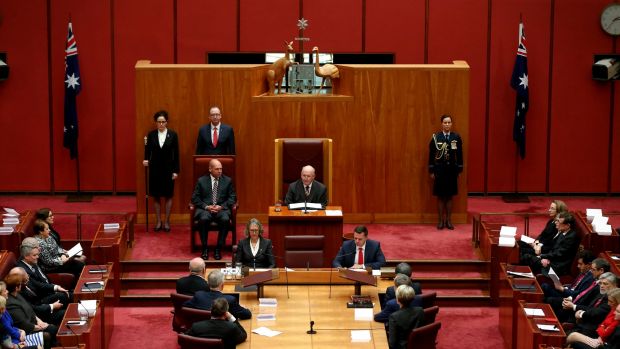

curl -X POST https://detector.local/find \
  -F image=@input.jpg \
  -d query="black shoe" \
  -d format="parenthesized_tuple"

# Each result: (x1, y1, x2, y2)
(446, 221, 454, 230)
(214, 249, 222, 260)
(154, 223, 162, 232)
(163, 223, 171, 232)
(437, 221, 445, 230)
(201, 250, 209, 260)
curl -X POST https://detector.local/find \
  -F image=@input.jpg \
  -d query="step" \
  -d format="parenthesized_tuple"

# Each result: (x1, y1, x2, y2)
(384, 259, 489, 274)
(121, 259, 227, 273)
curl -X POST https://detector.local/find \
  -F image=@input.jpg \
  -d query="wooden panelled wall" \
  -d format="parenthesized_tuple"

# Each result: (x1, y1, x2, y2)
(0, 0, 618, 196)
(135, 61, 469, 223)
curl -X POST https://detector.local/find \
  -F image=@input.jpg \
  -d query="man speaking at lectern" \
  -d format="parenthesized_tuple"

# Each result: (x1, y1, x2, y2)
(333, 226, 386, 270)
(284, 165, 328, 207)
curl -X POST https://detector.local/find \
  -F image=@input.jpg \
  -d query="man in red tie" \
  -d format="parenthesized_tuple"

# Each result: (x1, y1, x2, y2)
(195, 106, 236, 155)
(332, 226, 386, 270)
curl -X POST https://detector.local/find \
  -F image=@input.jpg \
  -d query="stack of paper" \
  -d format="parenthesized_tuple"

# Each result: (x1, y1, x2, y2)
(586, 208, 603, 223)
(2, 217, 19, 225)
(103, 223, 120, 231)
(0, 227, 14, 235)
(3, 208, 19, 217)
(354, 308, 373, 321)
(591, 216, 612, 235)
(524, 308, 545, 316)
(259, 298, 278, 307)
(252, 327, 282, 337)
(256, 314, 276, 321)
(350, 330, 371, 342)
(498, 226, 517, 247)
(79, 300, 97, 317)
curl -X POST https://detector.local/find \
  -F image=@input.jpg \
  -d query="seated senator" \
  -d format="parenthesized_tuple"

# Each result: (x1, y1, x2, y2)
(176, 257, 208, 295)
(527, 211, 580, 276)
(388, 285, 425, 349)
(184, 270, 251, 320)
(187, 297, 247, 349)
(235, 218, 275, 269)
(519, 200, 568, 265)
(32, 220, 85, 280)
(35, 209, 62, 246)
(284, 165, 328, 207)
(566, 289, 620, 349)
(375, 274, 423, 324)
(385, 263, 422, 303)
(333, 225, 386, 270)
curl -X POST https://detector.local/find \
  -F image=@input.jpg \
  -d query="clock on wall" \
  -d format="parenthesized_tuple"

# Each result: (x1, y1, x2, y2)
(601, 3, 620, 36)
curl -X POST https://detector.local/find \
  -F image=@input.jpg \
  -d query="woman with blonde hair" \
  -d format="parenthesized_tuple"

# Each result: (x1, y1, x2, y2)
(0, 281, 41, 349)
(519, 200, 568, 265)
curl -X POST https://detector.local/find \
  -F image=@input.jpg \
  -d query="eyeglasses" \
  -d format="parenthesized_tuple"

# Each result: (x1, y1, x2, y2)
(156, 121, 167, 124)
(249, 229, 260, 233)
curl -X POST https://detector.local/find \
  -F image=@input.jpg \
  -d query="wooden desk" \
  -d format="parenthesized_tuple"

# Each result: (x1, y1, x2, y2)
(73, 264, 114, 349)
(498, 264, 543, 349)
(601, 251, 620, 276)
(574, 211, 620, 256)
(57, 303, 103, 349)
(267, 206, 343, 268)
(90, 223, 127, 300)
(516, 302, 565, 349)
(225, 283, 388, 349)
(479, 221, 520, 304)
(0, 209, 33, 254)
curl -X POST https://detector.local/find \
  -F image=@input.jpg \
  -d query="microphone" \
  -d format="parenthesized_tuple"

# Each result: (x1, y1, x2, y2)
(65, 323, 80, 347)
(306, 320, 316, 334)
(334, 249, 359, 269)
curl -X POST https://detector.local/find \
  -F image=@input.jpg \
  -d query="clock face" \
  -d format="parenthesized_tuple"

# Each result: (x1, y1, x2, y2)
(601, 4, 620, 36)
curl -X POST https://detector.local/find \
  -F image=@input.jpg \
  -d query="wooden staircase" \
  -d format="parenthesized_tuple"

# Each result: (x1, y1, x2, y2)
(118, 259, 491, 307)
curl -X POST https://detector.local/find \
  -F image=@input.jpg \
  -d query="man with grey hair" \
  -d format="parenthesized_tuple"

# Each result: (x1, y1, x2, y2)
(284, 165, 328, 206)
(187, 297, 247, 349)
(176, 257, 208, 295)
(385, 262, 422, 302)
(562, 272, 618, 325)
(183, 270, 251, 319)
(374, 274, 423, 323)
(8, 267, 67, 326)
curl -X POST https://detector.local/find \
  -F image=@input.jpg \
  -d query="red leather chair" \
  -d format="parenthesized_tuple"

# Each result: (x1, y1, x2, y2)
(284, 235, 325, 268)
(407, 321, 441, 349)
(189, 155, 238, 252)
(420, 292, 437, 309)
(274, 138, 332, 203)
(421, 306, 439, 326)
(177, 333, 224, 349)
(178, 307, 212, 332)
(170, 292, 192, 332)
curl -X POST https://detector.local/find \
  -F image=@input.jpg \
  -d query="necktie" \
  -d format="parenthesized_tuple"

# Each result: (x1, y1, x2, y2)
(213, 127, 218, 147)
(357, 248, 364, 265)
(305, 186, 310, 197)
(574, 281, 597, 303)
(212, 178, 218, 205)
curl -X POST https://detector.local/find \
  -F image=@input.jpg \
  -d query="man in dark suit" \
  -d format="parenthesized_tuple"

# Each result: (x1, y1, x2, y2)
(195, 106, 236, 155)
(284, 165, 328, 207)
(385, 263, 422, 303)
(563, 272, 617, 329)
(192, 159, 237, 260)
(375, 274, 423, 323)
(184, 270, 251, 320)
(333, 225, 386, 270)
(176, 257, 209, 295)
(530, 211, 580, 276)
(187, 297, 247, 349)
(542, 250, 595, 300)
(388, 285, 424, 349)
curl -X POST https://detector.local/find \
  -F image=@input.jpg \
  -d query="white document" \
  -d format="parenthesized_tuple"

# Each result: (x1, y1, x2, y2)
(79, 300, 97, 317)
(499, 226, 517, 237)
(285, 267, 295, 272)
(592, 216, 609, 226)
(259, 298, 278, 307)
(0, 226, 14, 234)
(586, 208, 603, 223)
(537, 324, 560, 332)
(524, 308, 545, 316)
(371, 269, 382, 276)
(612, 255, 620, 261)
(252, 327, 282, 337)
(288, 202, 322, 210)
(507, 270, 535, 278)
(354, 308, 374, 321)
(256, 314, 276, 321)
(2, 213, 18, 217)
(2, 218, 19, 225)
(498, 236, 515, 247)
(3, 208, 19, 216)
(350, 330, 372, 342)
(103, 223, 120, 230)
(66, 243, 83, 258)
(520, 235, 536, 244)
(593, 224, 612, 235)
(325, 210, 343, 216)
(547, 267, 563, 289)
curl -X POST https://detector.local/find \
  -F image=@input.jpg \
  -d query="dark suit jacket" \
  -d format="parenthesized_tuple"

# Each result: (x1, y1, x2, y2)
(187, 318, 247, 349)
(16, 260, 70, 307)
(195, 123, 236, 155)
(333, 239, 386, 270)
(385, 283, 423, 303)
(184, 290, 252, 320)
(374, 297, 423, 323)
(388, 306, 424, 349)
(540, 229, 580, 276)
(144, 128, 180, 197)
(284, 179, 328, 206)
(6, 293, 37, 333)
(176, 274, 209, 295)
(235, 238, 275, 268)
(192, 174, 237, 220)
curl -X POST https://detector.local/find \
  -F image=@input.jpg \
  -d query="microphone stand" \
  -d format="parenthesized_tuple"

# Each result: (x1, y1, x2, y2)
(303, 198, 308, 214)
(144, 135, 150, 232)
(284, 264, 290, 299)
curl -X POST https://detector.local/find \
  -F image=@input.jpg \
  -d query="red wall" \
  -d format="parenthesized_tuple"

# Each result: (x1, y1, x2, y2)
(0, 0, 618, 194)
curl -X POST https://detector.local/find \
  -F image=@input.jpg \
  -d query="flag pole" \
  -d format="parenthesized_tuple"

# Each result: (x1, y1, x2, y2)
(66, 145, 92, 202)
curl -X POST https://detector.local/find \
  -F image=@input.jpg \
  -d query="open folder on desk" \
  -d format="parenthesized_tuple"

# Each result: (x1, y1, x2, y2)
(288, 202, 323, 210)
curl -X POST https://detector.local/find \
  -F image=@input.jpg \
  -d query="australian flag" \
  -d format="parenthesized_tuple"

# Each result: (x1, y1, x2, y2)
(510, 21, 529, 159)
(63, 21, 82, 159)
